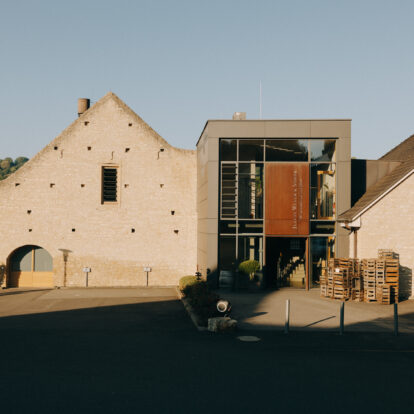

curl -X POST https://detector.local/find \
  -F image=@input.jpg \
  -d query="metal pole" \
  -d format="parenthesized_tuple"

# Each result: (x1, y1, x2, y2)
(146, 271, 149, 287)
(284, 299, 290, 334)
(394, 303, 398, 336)
(339, 302, 344, 335)
(86, 272, 88, 288)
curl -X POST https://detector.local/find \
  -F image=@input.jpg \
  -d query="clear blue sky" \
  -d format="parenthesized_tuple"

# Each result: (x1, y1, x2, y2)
(1, 0, 413, 160)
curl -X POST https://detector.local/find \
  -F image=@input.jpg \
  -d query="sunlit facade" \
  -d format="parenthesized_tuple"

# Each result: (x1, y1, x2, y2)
(197, 119, 351, 290)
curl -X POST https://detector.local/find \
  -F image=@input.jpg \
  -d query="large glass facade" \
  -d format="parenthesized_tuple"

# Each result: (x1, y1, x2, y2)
(218, 137, 337, 289)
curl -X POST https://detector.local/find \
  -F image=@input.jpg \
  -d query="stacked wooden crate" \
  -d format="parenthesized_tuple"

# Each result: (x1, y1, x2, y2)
(375, 259, 389, 305)
(351, 260, 364, 302)
(320, 258, 352, 300)
(378, 249, 399, 303)
(362, 259, 377, 302)
(385, 259, 399, 303)
(320, 251, 399, 304)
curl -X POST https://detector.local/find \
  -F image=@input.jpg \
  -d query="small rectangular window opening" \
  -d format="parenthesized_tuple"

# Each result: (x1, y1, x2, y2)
(87, 146, 92, 151)
(124, 184, 129, 188)
(54, 146, 58, 150)
(131, 228, 135, 233)
(50, 183, 55, 188)
(128, 123, 132, 127)
(125, 148, 130, 153)
(102, 167, 118, 203)
(28, 229, 32, 232)
(84, 121, 89, 126)
(27, 210, 32, 214)
(171, 211, 175, 215)
(72, 228, 76, 232)
(81, 184, 85, 188)
(15, 183, 20, 187)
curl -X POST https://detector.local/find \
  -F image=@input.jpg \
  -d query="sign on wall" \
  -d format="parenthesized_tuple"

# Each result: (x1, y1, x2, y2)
(265, 163, 309, 235)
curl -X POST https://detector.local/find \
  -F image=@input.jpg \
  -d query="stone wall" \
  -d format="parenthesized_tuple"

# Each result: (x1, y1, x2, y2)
(0, 93, 197, 287)
(353, 173, 414, 298)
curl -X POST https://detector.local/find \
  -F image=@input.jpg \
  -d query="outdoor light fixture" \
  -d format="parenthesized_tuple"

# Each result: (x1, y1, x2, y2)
(216, 299, 232, 315)
(58, 248, 72, 287)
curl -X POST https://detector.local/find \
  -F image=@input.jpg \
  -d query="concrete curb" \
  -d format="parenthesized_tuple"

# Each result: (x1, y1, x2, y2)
(175, 286, 207, 331)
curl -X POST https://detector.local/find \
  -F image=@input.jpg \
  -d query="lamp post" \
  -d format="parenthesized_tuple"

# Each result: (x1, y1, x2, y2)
(58, 249, 72, 288)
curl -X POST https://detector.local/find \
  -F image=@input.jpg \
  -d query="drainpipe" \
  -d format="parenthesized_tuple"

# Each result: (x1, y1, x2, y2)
(340, 218, 361, 259)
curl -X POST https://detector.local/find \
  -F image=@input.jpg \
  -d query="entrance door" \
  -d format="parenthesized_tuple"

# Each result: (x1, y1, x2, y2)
(9, 245, 53, 287)
(266, 237, 306, 288)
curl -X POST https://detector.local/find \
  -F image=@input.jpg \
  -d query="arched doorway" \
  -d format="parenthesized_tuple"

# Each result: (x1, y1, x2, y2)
(8, 245, 54, 287)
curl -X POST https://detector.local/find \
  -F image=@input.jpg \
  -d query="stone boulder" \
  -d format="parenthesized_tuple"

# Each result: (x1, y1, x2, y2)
(208, 317, 237, 332)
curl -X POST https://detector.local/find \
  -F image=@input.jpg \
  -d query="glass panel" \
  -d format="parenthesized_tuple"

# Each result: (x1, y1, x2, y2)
(310, 164, 336, 219)
(237, 236, 263, 269)
(238, 140, 264, 161)
(310, 221, 335, 234)
(310, 237, 335, 288)
(221, 163, 237, 218)
(238, 220, 263, 234)
(11, 245, 33, 271)
(238, 163, 263, 219)
(219, 236, 236, 271)
(219, 221, 238, 234)
(220, 139, 237, 161)
(265, 139, 308, 162)
(34, 247, 53, 271)
(310, 140, 336, 162)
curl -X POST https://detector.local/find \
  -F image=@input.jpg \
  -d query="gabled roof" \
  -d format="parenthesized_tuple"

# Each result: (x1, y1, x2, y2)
(339, 134, 414, 222)
(0, 92, 192, 186)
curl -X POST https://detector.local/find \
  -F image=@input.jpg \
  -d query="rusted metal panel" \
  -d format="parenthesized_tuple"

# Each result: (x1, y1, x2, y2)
(265, 163, 309, 235)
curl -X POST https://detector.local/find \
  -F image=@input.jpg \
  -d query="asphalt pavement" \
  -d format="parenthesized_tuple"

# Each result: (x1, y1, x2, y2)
(0, 288, 413, 413)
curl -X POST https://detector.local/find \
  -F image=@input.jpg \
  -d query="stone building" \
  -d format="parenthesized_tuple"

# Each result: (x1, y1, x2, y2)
(0, 92, 197, 287)
(339, 135, 414, 299)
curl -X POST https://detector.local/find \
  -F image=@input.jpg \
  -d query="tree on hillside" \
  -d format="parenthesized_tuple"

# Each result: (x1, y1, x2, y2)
(0, 157, 29, 180)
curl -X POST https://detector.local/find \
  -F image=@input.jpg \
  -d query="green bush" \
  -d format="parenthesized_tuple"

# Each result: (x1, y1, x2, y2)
(238, 260, 260, 281)
(179, 275, 198, 291)
(182, 280, 219, 326)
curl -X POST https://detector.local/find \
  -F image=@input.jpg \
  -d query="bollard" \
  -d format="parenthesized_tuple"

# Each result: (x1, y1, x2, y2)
(284, 299, 290, 334)
(339, 302, 344, 335)
(394, 303, 398, 336)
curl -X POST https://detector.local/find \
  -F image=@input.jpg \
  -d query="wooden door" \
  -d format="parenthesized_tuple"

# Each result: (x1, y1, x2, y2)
(9, 246, 53, 287)
(265, 163, 309, 235)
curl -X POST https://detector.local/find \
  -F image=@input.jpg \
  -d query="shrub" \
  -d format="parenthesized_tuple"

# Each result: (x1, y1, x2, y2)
(238, 260, 260, 281)
(179, 275, 198, 292)
(182, 280, 219, 326)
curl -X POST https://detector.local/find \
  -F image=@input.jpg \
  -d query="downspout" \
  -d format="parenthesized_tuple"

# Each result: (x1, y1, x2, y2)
(354, 229, 358, 259)
(340, 218, 361, 259)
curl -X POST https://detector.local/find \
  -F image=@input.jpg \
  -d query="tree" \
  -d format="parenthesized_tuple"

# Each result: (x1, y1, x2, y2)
(0, 156, 28, 180)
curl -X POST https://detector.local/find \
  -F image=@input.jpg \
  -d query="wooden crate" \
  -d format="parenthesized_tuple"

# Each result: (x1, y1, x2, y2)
(364, 287, 376, 302)
(378, 249, 395, 259)
(377, 284, 391, 305)
(352, 289, 364, 302)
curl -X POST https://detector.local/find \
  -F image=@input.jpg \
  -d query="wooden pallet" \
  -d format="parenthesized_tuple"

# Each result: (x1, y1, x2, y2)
(376, 284, 391, 305)
(378, 249, 395, 259)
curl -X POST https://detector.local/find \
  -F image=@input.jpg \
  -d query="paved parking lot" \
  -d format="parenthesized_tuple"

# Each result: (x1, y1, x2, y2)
(0, 288, 413, 413)
(221, 288, 414, 333)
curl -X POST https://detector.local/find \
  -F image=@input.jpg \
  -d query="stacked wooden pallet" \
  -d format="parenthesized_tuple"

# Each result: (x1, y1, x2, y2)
(362, 259, 377, 302)
(320, 251, 399, 304)
(351, 260, 363, 302)
(320, 258, 353, 300)
(385, 259, 399, 303)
